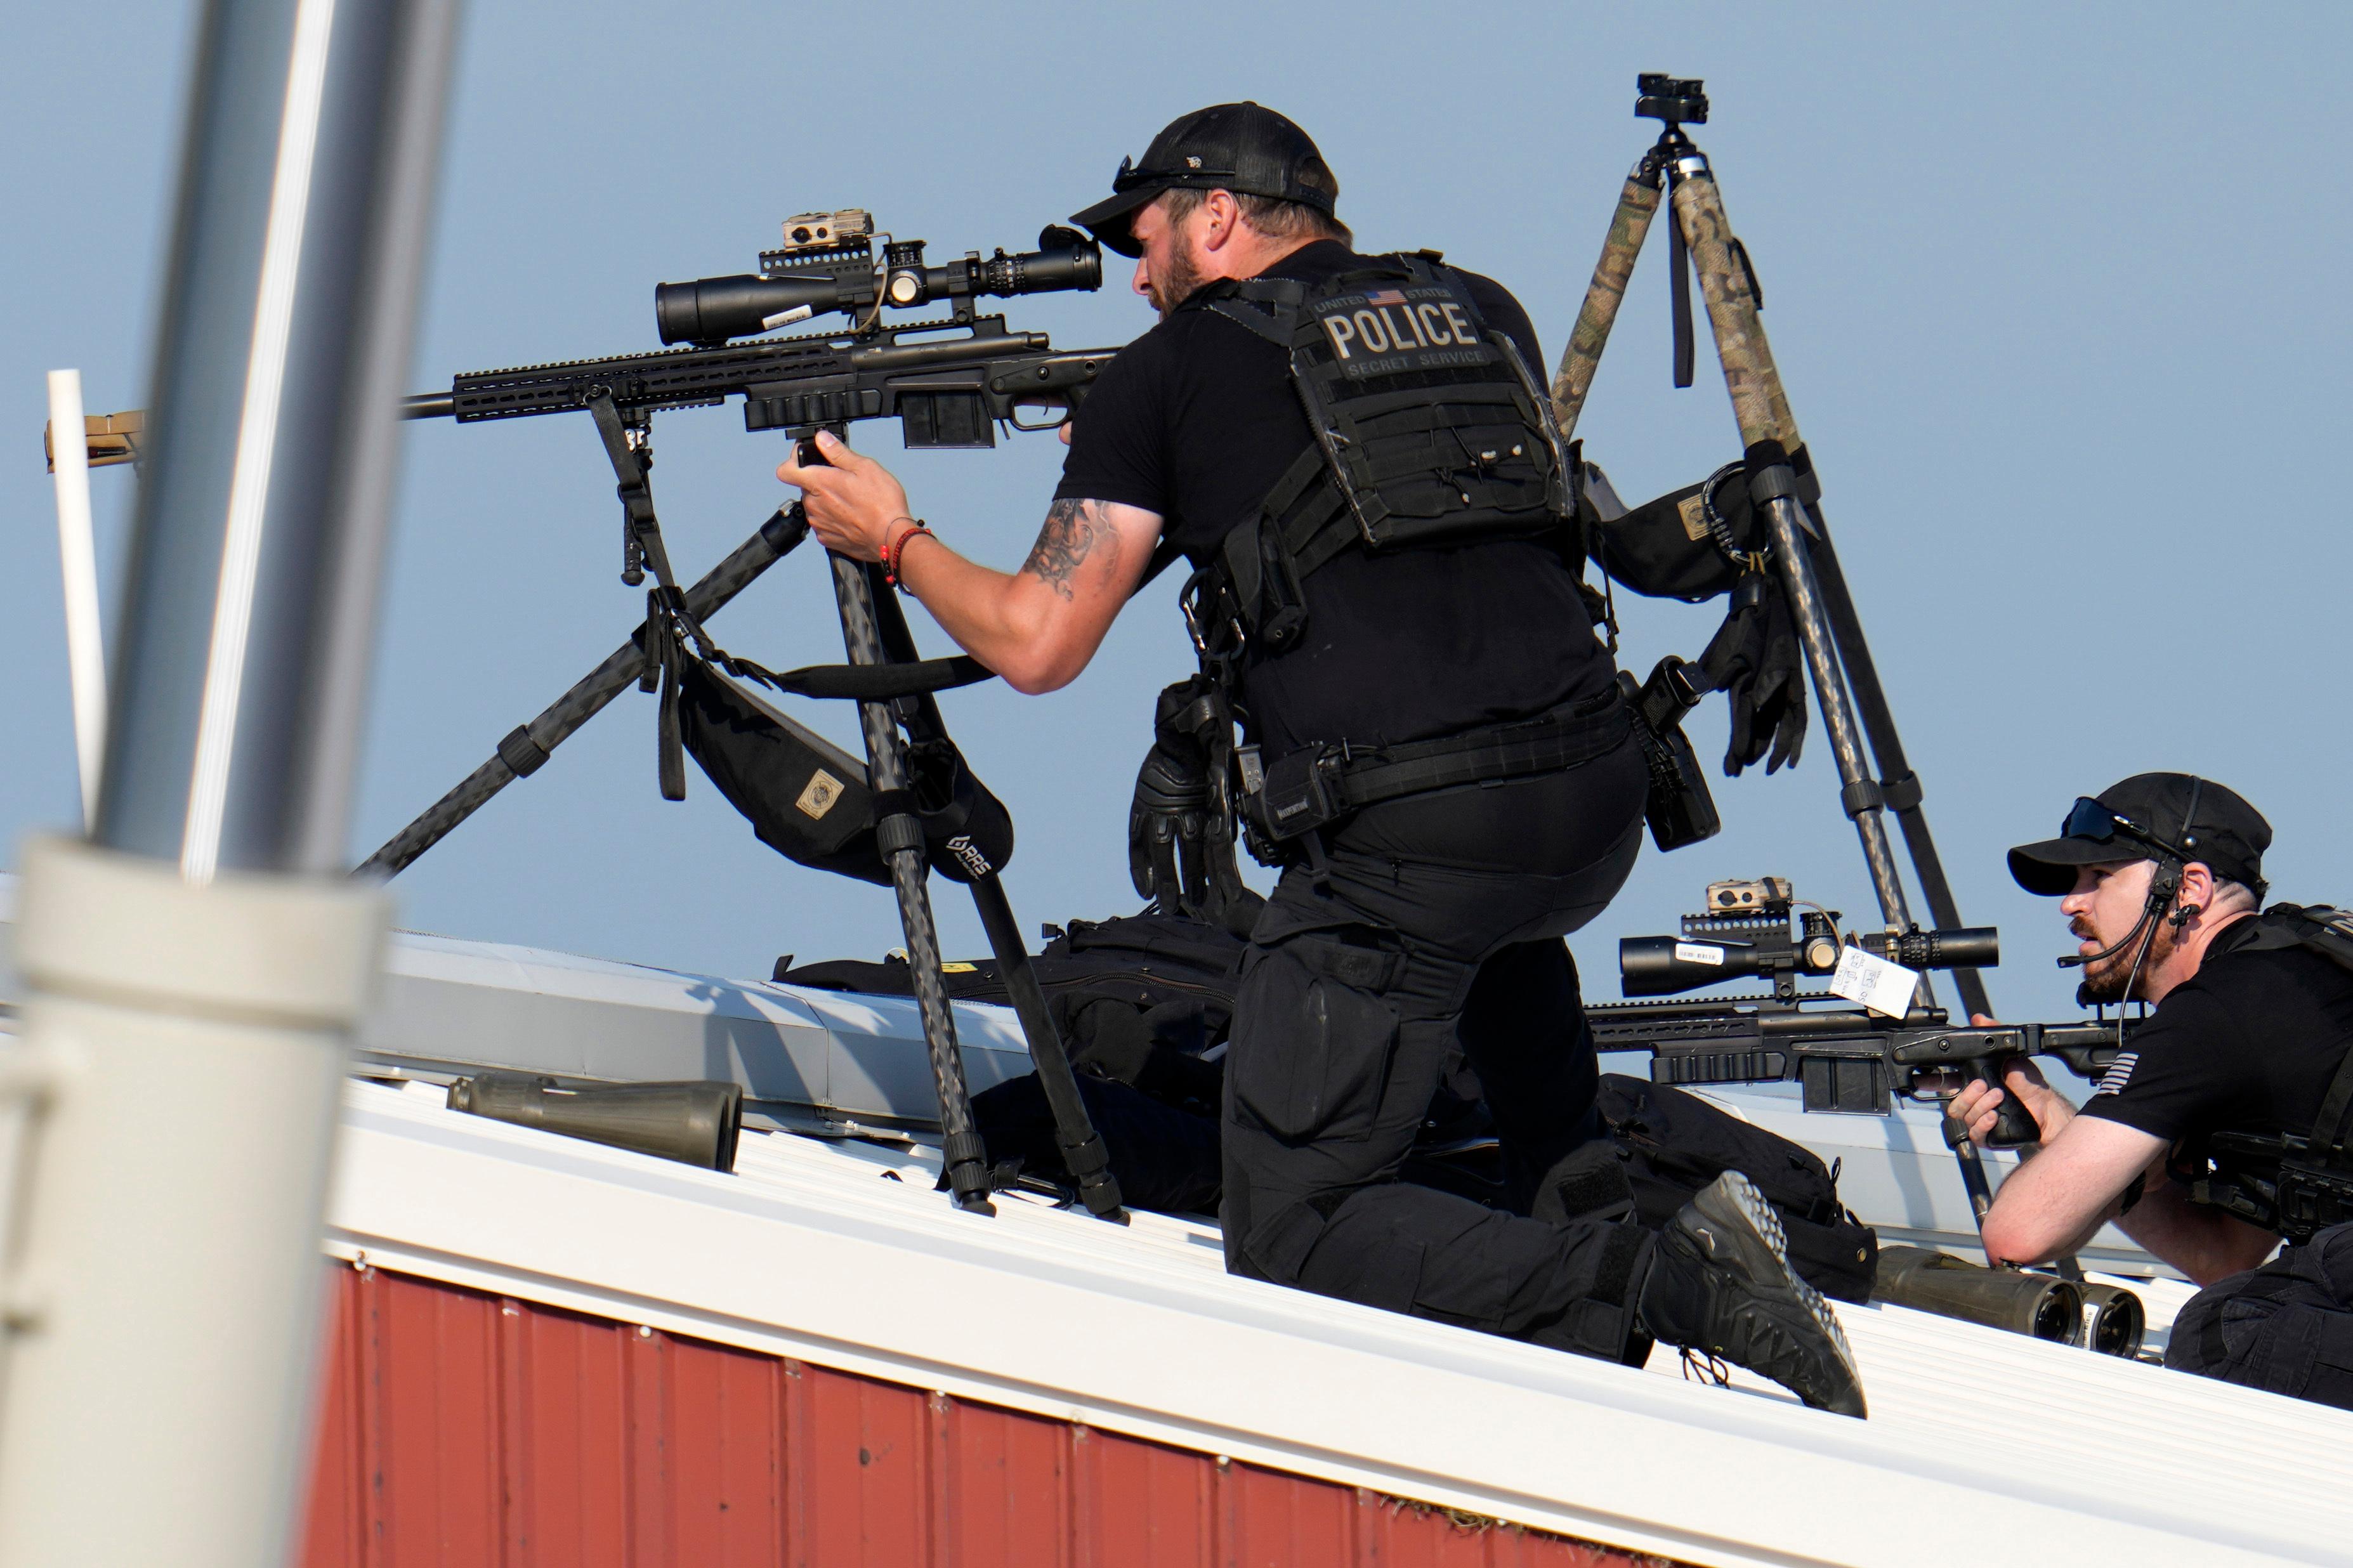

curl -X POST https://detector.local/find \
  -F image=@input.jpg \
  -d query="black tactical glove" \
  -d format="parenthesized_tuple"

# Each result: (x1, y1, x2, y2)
(1129, 681, 1214, 915)
(1127, 677, 1264, 934)
(1698, 569, 1807, 776)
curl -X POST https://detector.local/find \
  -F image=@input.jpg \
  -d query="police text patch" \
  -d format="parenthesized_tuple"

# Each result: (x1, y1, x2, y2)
(1312, 280, 1495, 379)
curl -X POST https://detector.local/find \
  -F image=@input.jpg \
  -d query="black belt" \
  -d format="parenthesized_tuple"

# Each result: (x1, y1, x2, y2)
(1246, 689, 1631, 842)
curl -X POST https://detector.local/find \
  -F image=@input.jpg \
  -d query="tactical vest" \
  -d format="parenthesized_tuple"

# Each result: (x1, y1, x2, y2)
(1177, 253, 1622, 851)
(1179, 252, 1572, 662)
(2178, 905, 2353, 1246)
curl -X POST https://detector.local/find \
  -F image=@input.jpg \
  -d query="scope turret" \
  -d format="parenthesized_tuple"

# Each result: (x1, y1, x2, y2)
(655, 217, 1101, 347)
(1618, 877, 1999, 998)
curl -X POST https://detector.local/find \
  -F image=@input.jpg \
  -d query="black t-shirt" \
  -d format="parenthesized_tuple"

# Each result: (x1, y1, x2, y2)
(2076, 915, 2353, 1149)
(1055, 240, 1613, 760)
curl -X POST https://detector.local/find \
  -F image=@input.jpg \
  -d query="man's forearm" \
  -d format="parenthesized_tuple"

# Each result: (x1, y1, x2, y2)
(2109, 1172, 2278, 1285)
(889, 497, 1150, 694)
(893, 533, 1045, 676)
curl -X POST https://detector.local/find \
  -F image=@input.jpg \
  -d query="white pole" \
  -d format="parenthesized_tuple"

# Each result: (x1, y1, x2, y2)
(45, 370, 106, 830)
(0, 0, 458, 1560)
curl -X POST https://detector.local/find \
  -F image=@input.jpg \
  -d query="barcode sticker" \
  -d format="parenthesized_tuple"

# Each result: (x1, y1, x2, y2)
(1674, 942, 1726, 966)
(1830, 943, 1920, 1017)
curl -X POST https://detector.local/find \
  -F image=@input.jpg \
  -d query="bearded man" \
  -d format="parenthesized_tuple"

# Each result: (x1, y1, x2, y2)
(1955, 773, 2353, 1408)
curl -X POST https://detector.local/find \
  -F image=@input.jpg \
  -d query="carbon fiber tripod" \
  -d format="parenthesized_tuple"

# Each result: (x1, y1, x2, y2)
(1556, 75, 2043, 1254)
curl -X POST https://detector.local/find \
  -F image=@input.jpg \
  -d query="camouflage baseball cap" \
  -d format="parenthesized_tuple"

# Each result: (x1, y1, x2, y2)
(1070, 103, 1339, 258)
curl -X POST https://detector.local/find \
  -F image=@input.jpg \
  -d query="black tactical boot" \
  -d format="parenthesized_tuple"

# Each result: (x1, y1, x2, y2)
(1637, 1172, 1867, 1418)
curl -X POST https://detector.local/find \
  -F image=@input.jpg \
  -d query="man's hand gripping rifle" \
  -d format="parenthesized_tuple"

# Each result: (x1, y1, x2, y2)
(1592, 878, 2133, 1148)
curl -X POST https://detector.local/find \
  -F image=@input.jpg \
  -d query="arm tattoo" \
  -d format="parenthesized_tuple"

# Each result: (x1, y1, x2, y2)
(1022, 498, 1118, 601)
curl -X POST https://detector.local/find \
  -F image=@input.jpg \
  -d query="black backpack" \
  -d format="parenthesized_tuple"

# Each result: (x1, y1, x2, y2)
(1575, 1075, 1878, 1304)
(779, 912, 1244, 1120)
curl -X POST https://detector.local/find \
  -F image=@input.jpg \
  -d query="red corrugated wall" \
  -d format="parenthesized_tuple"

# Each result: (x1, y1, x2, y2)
(299, 1263, 1682, 1568)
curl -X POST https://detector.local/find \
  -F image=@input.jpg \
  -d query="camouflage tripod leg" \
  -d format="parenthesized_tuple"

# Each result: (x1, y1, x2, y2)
(1669, 153, 2036, 1254)
(1670, 162, 1907, 929)
(1550, 159, 1664, 443)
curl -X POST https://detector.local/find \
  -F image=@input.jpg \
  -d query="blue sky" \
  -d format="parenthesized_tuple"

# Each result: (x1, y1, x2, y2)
(7, 3, 2349, 1024)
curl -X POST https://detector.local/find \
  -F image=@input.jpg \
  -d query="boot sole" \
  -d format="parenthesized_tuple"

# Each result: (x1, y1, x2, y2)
(1690, 1172, 1863, 1404)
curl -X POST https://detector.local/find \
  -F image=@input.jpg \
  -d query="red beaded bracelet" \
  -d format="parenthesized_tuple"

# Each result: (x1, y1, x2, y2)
(881, 517, 931, 587)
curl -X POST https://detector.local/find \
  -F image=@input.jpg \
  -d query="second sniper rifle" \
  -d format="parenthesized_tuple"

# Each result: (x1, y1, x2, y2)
(1592, 879, 2138, 1146)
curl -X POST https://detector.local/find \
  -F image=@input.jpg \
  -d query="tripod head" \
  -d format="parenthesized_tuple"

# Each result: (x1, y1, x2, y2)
(1635, 74, 1708, 131)
(1630, 74, 1719, 386)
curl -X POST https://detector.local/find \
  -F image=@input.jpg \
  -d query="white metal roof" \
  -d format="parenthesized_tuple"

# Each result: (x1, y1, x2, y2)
(332, 1075, 2353, 1568)
(10, 877, 2343, 1564)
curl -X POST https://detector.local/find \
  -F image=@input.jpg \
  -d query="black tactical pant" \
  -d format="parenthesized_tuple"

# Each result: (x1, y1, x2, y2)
(2166, 1224, 2353, 1409)
(1221, 740, 1656, 1362)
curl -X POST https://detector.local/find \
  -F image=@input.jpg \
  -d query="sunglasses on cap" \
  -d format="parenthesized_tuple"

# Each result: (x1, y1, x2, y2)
(1110, 153, 1237, 192)
(2059, 788, 2199, 865)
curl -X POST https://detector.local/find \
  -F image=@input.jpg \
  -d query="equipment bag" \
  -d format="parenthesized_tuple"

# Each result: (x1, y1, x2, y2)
(677, 657, 1014, 887)
(780, 912, 1244, 1120)
(1543, 1075, 1879, 1303)
(2166, 1222, 2353, 1410)
(782, 913, 1244, 1213)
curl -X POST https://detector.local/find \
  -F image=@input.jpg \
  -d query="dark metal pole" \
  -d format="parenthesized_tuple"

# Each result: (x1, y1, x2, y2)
(858, 575, 1125, 1221)
(1668, 157, 1919, 944)
(1802, 526, 1993, 1019)
(967, 875, 1127, 1221)
(1665, 142, 2040, 1257)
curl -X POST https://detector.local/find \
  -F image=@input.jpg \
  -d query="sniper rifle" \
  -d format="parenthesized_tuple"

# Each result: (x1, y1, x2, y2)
(1593, 878, 2139, 1147)
(400, 209, 1113, 595)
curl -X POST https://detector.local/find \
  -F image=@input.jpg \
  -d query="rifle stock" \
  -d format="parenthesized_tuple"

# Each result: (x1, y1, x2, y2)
(404, 313, 1114, 448)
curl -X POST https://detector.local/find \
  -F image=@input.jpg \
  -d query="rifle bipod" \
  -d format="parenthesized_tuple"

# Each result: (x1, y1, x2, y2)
(829, 552, 1126, 1223)
(1556, 74, 2059, 1270)
(357, 434, 1125, 1221)
(355, 503, 812, 878)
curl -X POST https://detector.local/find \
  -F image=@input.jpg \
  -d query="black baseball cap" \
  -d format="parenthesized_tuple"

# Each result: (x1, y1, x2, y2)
(1069, 102, 1339, 258)
(2007, 772, 2271, 897)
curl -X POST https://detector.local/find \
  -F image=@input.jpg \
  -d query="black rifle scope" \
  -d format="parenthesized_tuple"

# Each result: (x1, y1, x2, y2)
(1618, 877, 1998, 998)
(655, 223, 1102, 348)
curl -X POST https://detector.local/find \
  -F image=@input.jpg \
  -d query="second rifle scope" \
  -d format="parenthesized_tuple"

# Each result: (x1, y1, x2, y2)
(1618, 877, 1998, 998)
(655, 221, 1102, 348)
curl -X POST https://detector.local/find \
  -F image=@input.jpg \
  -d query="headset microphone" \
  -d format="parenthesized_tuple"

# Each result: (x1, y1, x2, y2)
(2057, 910, 2158, 969)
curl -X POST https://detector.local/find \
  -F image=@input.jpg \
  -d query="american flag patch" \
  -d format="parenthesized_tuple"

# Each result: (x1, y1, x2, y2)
(2093, 1051, 2139, 1096)
(1363, 289, 1407, 306)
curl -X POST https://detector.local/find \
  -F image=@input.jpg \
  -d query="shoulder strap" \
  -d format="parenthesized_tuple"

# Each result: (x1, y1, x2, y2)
(2307, 1048, 2353, 1166)
(1190, 277, 1306, 348)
